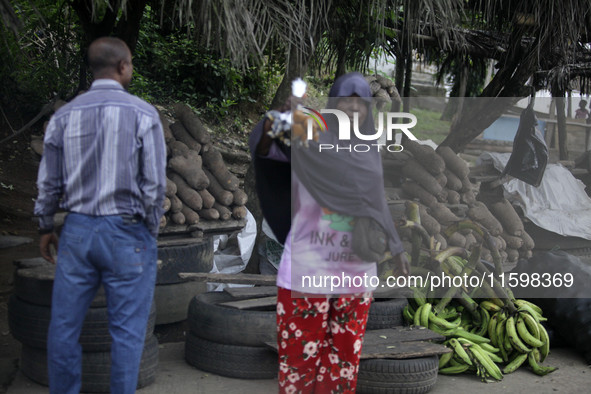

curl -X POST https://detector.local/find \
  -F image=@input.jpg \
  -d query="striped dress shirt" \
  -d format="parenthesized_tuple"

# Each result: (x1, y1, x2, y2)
(34, 79, 167, 238)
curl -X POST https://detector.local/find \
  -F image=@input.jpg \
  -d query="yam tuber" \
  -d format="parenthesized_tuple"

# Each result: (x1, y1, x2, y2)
(506, 248, 519, 263)
(181, 205, 200, 225)
(491, 236, 506, 251)
(197, 208, 220, 221)
(443, 168, 462, 191)
(170, 194, 183, 213)
(467, 202, 503, 236)
(198, 188, 215, 209)
(500, 250, 508, 263)
(519, 249, 533, 259)
(403, 140, 445, 175)
(435, 172, 447, 188)
(170, 122, 202, 152)
(232, 189, 248, 206)
(501, 231, 524, 250)
(402, 159, 443, 197)
(165, 177, 177, 197)
(169, 141, 191, 158)
(213, 202, 232, 220)
(520, 230, 535, 251)
(445, 189, 460, 204)
(203, 168, 234, 206)
(158, 111, 174, 143)
(437, 188, 448, 203)
(163, 197, 171, 213)
(434, 233, 448, 250)
(460, 176, 474, 194)
(202, 149, 240, 191)
(396, 227, 412, 241)
(428, 202, 461, 226)
(201, 143, 213, 153)
(489, 199, 524, 237)
(405, 202, 440, 236)
(168, 151, 210, 190)
(232, 205, 247, 220)
(447, 231, 467, 248)
(436, 146, 470, 179)
(464, 233, 477, 250)
(159, 215, 167, 229)
(171, 211, 186, 225)
(173, 103, 212, 144)
(169, 172, 203, 211)
(401, 182, 437, 207)
(461, 190, 476, 205)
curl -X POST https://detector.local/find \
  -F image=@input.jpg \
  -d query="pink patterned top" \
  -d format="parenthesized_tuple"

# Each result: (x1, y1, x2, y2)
(277, 173, 378, 294)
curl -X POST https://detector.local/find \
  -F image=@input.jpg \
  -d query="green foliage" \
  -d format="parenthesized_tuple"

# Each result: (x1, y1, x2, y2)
(130, 10, 273, 121)
(409, 108, 450, 144)
(0, 1, 83, 111)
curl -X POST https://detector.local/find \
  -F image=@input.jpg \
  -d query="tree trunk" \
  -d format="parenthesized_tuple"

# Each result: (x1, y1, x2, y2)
(440, 44, 541, 152)
(114, 0, 148, 54)
(554, 93, 569, 160)
(335, 39, 347, 80)
(270, 44, 312, 110)
(403, 52, 412, 113)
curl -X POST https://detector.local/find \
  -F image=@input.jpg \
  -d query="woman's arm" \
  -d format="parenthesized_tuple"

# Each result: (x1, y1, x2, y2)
(255, 118, 274, 156)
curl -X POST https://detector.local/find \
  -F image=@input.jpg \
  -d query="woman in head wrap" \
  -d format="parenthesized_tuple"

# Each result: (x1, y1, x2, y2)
(249, 72, 409, 393)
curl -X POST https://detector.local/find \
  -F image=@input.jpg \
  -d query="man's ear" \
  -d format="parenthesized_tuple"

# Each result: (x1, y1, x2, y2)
(117, 59, 127, 75)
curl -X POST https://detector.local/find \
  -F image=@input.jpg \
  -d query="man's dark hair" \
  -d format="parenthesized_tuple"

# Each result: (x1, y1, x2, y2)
(88, 37, 130, 75)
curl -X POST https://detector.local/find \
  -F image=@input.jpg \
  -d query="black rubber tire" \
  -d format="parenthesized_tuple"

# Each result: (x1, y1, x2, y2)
(187, 291, 276, 347)
(185, 332, 278, 380)
(357, 356, 439, 394)
(367, 297, 408, 330)
(13, 265, 107, 308)
(20, 334, 159, 392)
(154, 281, 207, 325)
(8, 295, 156, 352)
(156, 238, 214, 284)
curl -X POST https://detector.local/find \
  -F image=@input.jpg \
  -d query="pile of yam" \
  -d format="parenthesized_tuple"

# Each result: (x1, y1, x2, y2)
(159, 104, 248, 229)
(395, 142, 534, 264)
(364, 74, 401, 110)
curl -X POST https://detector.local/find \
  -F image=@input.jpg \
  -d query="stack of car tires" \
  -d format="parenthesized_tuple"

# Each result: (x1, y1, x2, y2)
(184, 291, 278, 379)
(154, 238, 213, 325)
(9, 260, 158, 392)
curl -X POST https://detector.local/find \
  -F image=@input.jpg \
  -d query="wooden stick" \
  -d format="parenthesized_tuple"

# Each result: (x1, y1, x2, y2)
(178, 272, 277, 285)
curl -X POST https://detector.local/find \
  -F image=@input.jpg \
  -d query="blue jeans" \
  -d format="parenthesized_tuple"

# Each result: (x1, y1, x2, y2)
(47, 213, 157, 394)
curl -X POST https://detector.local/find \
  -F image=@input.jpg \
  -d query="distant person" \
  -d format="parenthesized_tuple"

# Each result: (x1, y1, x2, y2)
(575, 100, 589, 119)
(34, 37, 166, 394)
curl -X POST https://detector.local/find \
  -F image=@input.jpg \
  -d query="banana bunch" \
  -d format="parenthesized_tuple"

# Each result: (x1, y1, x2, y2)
(404, 294, 558, 381)
(482, 299, 558, 376)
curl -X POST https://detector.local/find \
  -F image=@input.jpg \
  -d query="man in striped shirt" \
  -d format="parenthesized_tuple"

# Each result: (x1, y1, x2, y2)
(34, 37, 166, 394)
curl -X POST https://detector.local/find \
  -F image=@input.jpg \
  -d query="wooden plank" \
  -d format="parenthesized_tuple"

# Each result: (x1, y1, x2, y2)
(469, 174, 500, 183)
(156, 237, 205, 248)
(159, 223, 191, 234)
(362, 327, 445, 346)
(224, 286, 277, 299)
(265, 339, 450, 360)
(360, 341, 451, 359)
(219, 296, 277, 310)
(178, 273, 277, 286)
(194, 219, 246, 233)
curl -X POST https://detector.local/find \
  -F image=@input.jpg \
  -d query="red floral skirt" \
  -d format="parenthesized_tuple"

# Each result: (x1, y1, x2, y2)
(276, 287, 372, 394)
